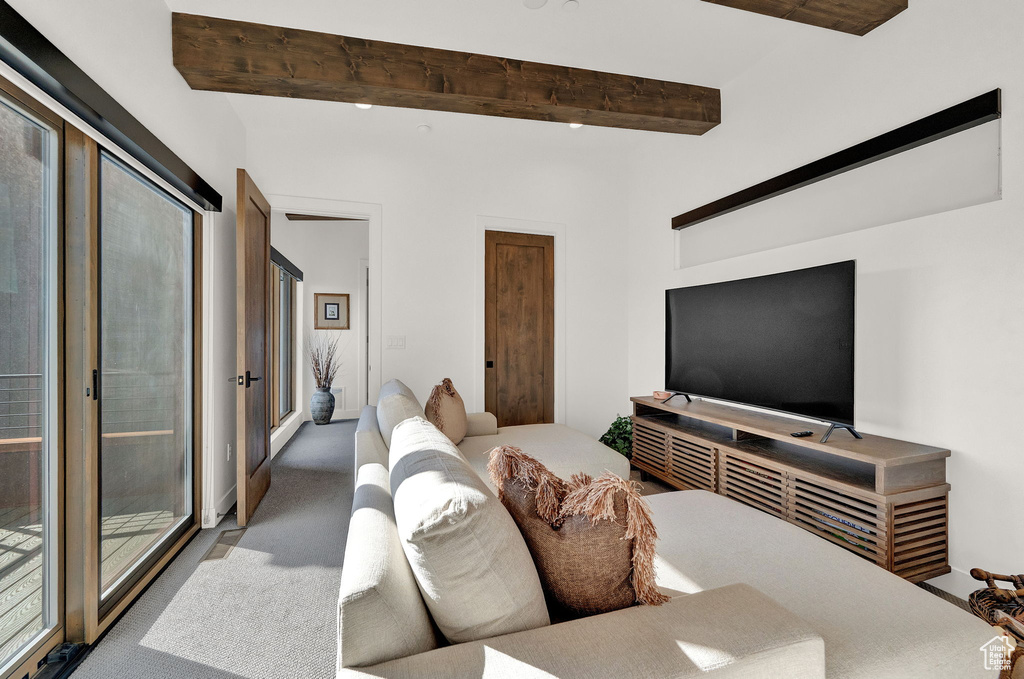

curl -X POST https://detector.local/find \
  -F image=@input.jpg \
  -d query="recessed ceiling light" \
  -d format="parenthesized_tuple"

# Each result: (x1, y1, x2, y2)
(569, 122, 584, 129)
(417, 124, 432, 133)
(562, 0, 579, 10)
(355, 103, 373, 110)
(523, 0, 548, 8)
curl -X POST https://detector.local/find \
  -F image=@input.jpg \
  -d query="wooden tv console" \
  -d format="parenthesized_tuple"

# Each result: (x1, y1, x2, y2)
(630, 396, 951, 583)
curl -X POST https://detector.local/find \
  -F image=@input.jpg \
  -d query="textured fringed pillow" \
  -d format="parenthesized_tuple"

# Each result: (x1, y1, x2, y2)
(424, 378, 468, 444)
(488, 445, 669, 619)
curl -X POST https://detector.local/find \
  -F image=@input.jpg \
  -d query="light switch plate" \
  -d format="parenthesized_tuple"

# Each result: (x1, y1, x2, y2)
(386, 335, 406, 350)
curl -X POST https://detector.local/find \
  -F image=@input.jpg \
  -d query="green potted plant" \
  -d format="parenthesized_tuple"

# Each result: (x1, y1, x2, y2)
(599, 415, 633, 459)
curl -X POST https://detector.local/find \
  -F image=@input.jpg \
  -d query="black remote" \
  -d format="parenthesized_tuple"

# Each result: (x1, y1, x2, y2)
(791, 430, 814, 438)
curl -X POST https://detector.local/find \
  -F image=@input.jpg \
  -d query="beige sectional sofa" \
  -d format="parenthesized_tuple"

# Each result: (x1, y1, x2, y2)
(338, 380, 997, 678)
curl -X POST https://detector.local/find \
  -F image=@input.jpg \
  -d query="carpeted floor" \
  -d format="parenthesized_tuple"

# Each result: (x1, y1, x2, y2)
(71, 419, 356, 679)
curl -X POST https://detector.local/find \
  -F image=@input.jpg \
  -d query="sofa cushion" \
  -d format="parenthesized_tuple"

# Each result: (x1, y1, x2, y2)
(489, 445, 668, 618)
(340, 584, 825, 679)
(424, 378, 468, 444)
(389, 417, 550, 643)
(376, 379, 424, 447)
(459, 423, 631, 491)
(338, 462, 437, 668)
(649, 490, 998, 679)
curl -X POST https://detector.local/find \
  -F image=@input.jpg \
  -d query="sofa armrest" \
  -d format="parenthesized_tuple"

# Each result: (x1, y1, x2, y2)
(355, 405, 389, 471)
(465, 412, 498, 438)
(337, 583, 824, 679)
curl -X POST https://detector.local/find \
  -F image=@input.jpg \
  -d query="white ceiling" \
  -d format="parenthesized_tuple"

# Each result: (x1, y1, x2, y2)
(163, 0, 854, 143)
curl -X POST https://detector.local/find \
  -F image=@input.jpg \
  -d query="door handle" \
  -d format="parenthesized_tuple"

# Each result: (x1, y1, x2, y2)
(245, 370, 262, 388)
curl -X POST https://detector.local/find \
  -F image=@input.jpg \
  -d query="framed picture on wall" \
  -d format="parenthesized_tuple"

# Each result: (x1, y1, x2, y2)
(315, 293, 350, 329)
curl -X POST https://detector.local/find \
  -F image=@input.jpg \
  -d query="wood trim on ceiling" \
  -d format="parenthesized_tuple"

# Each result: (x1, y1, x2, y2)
(284, 213, 364, 222)
(700, 0, 908, 36)
(171, 13, 721, 136)
(672, 89, 1001, 231)
(0, 1, 223, 211)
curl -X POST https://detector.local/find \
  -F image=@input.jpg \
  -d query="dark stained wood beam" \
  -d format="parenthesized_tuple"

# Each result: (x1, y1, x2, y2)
(700, 0, 907, 36)
(171, 13, 720, 135)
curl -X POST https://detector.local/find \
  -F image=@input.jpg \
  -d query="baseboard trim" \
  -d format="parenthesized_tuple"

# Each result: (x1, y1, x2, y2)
(214, 483, 237, 523)
(271, 410, 303, 459)
(926, 566, 981, 601)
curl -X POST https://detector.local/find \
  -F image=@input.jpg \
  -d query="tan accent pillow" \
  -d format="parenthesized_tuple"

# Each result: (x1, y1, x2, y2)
(424, 378, 468, 444)
(488, 445, 669, 619)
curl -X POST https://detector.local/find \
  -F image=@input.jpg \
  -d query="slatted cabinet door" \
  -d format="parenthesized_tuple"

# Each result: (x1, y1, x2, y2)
(631, 418, 669, 477)
(667, 435, 717, 491)
(790, 478, 887, 567)
(891, 495, 949, 581)
(719, 450, 788, 517)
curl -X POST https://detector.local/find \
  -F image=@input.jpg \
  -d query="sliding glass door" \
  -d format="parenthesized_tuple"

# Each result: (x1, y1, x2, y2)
(97, 154, 193, 608)
(0, 65, 203, 677)
(273, 266, 295, 424)
(0, 89, 60, 674)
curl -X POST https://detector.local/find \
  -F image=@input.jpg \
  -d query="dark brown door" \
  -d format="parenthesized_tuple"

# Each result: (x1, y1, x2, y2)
(485, 230, 555, 427)
(236, 169, 272, 526)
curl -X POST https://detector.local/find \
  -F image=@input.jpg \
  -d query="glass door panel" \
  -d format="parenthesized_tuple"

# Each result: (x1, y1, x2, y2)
(98, 154, 192, 604)
(0, 95, 58, 671)
(278, 271, 293, 419)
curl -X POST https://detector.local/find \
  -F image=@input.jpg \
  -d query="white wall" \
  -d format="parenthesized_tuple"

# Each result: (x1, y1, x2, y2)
(271, 216, 369, 420)
(8, 0, 248, 523)
(242, 103, 632, 438)
(624, 0, 1024, 593)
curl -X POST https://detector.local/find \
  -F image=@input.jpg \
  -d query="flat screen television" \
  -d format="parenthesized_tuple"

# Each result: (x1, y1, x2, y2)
(665, 261, 855, 426)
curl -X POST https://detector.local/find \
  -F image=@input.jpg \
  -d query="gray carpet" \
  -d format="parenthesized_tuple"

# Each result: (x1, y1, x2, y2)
(72, 419, 356, 679)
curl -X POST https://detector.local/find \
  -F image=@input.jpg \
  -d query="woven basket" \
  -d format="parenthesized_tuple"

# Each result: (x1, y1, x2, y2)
(970, 569, 1024, 679)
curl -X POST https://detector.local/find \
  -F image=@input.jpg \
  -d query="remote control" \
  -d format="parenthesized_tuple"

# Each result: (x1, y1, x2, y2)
(791, 430, 814, 438)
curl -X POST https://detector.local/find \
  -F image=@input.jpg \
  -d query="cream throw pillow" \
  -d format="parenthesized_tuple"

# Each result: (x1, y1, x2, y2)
(389, 417, 550, 644)
(424, 378, 468, 444)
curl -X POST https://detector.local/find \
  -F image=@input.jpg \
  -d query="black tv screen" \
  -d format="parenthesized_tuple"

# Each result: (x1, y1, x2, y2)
(665, 261, 855, 426)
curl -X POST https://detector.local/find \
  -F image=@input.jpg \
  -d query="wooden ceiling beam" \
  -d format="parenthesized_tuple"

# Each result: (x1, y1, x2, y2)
(171, 13, 720, 135)
(284, 213, 363, 222)
(700, 0, 907, 36)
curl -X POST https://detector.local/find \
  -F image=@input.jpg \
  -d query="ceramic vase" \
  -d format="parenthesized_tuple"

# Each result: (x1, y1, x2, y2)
(310, 387, 335, 425)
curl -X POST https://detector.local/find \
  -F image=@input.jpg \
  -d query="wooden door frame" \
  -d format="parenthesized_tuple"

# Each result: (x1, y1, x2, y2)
(474, 217, 566, 423)
(235, 169, 272, 527)
(484, 230, 555, 425)
(266, 194, 384, 407)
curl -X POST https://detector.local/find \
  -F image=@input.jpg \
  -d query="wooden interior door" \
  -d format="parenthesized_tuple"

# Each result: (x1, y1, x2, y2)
(235, 169, 272, 526)
(485, 230, 555, 427)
